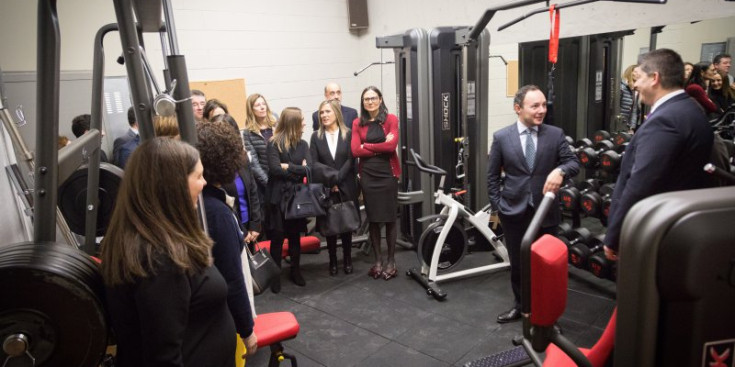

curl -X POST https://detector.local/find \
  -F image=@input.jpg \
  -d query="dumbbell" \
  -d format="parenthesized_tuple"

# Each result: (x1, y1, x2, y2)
(577, 140, 615, 169)
(612, 131, 632, 146)
(559, 179, 601, 213)
(568, 232, 604, 268)
(580, 183, 615, 219)
(591, 130, 613, 145)
(588, 235, 615, 280)
(555, 222, 573, 238)
(557, 228, 593, 267)
(569, 138, 593, 154)
(599, 143, 628, 172)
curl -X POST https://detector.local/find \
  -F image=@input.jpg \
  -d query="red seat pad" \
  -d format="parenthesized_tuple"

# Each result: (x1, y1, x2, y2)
(543, 308, 617, 367)
(530, 235, 568, 326)
(256, 236, 321, 258)
(254, 312, 300, 348)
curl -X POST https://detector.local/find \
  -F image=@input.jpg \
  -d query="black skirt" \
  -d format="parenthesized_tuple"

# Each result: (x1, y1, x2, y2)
(360, 154, 398, 223)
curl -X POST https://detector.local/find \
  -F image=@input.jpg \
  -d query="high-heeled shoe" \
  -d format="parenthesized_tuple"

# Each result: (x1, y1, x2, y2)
(367, 264, 382, 279)
(382, 265, 397, 281)
(343, 255, 353, 274)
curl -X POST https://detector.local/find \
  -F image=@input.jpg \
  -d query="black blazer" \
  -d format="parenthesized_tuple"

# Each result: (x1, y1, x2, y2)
(604, 92, 713, 251)
(266, 140, 312, 206)
(312, 105, 358, 131)
(309, 129, 358, 203)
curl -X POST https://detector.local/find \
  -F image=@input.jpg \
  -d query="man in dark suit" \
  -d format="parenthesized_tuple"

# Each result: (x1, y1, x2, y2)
(603, 49, 713, 261)
(71, 114, 109, 163)
(311, 83, 358, 131)
(112, 107, 139, 169)
(487, 85, 579, 323)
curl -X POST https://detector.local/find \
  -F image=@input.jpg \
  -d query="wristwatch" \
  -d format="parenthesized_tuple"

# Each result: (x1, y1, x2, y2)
(555, 168, 565, 177)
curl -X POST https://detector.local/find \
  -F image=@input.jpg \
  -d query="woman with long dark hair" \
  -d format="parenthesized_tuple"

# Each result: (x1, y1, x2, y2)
(685, 63, 718, 115)
(351, 86, 401, 281)
(310, 99, 358, 275)
(101, 138, 236, 366)
(709, 70, 735, 113)
(266, 107, 312, 292)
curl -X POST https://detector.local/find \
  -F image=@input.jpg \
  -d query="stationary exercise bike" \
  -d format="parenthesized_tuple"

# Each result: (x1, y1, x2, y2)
(406, 149, 509, 300)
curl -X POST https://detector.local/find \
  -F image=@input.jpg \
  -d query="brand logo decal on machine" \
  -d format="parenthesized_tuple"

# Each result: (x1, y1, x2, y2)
(702, 338, 735, 367)
(442, 93, 450, 131)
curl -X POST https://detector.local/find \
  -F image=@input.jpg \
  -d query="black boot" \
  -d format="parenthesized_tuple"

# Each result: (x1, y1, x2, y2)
(270, 277, 281, 294)
(290, 266, 306, 286)
(269, 233, 284, 294)
(342, 233, 353, 274)
(290, 251, 306, 286)
(327, 237, 338, 276)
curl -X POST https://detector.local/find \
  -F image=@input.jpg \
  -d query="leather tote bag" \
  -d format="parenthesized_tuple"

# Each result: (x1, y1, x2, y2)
(284, 167, 328, 220)
(319, 190, 361, 237)
(246, 243, 280, 295)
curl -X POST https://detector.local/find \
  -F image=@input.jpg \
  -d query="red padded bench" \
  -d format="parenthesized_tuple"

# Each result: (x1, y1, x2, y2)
(254, 312, 300, 366)
(256, 235, 321, 259)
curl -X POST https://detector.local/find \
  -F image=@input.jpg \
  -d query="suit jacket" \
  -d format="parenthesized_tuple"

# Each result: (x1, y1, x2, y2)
(309, 129, 358, 203)
(112, 128, 137, 167)
(312, 105, 358, 131)
(351, 114, 402, 178)
(265, 140, 312, 206)
(487, 122, 579, 228)
(604, 92, 713, 251)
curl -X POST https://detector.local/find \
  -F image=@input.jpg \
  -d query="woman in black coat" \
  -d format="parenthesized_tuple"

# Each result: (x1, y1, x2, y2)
(310, 99, 359, 275)
(266, 107, 313, 293)
(196, 120, 258, 358)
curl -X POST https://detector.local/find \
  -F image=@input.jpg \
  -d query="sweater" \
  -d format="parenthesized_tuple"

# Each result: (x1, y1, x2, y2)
(351, 113, 401, 178)
(202, 185, 255, 340)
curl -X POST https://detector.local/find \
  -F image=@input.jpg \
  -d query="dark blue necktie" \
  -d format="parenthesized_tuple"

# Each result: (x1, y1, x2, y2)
(524, 128, 535, 171)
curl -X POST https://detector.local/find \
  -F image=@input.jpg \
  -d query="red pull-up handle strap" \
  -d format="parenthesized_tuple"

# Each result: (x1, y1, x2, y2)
(549, 4, 560, 64)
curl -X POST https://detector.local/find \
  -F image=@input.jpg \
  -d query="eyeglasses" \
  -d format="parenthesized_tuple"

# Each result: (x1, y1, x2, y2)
(363, 96, 379, 103)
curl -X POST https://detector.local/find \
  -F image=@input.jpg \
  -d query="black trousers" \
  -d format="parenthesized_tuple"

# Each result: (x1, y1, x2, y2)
(500, 207, 556, 310)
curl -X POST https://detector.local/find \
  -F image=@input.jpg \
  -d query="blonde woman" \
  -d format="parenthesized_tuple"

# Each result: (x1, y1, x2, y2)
(310, 99, 358, 275)
(242, 93, 278, 213)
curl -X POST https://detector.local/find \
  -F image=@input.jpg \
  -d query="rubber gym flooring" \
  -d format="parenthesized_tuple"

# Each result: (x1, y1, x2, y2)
(245, 220, 616, 367)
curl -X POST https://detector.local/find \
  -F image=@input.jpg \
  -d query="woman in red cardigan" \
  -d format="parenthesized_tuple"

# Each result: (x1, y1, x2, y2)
(351, 86, 401, 280)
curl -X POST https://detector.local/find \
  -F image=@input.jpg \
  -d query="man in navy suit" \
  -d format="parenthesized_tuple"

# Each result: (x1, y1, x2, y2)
(312, 83, 358, 131)
(487, 85, 579, 323)
(603, 49, 713, 261)
(112, 107, 139, 169)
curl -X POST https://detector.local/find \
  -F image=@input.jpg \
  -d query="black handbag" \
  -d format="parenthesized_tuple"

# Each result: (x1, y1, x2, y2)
(319, 190, 361, 237)
(245, 243, 280, 295)
(284, 167, 329, 220)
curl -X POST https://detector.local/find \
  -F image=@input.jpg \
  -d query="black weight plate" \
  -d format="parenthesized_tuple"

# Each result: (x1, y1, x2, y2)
(418, 221, 467, 270)
(58, 163, 123, 237)
(0, 242, 107, 367)
(0, 310, 56, 365)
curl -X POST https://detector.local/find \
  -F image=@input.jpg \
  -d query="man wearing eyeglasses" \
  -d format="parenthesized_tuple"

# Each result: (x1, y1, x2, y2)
(312, 83, 358, 131)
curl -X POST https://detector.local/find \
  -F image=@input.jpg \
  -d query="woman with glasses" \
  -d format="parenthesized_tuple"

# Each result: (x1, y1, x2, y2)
(351, 86, 401, 281)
